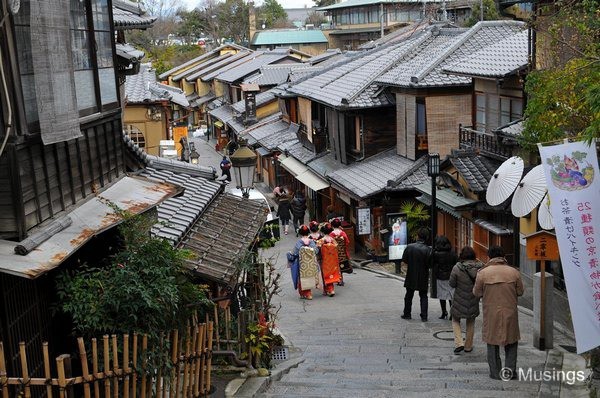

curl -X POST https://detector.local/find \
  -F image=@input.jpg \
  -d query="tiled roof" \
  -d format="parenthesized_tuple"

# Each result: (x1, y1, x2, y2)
(171, 52, 234, 82)
(115, 43, 145, 61)
(216, 51, 298, 83)
(189, 93, 216, 108)
(416, 184, 478, 217)
(209, 104, 235, 123)
(327, 148, 418, 199)
(125, 64, 188, 107)
(494, 119, 524, 137)
(387, 155, 429, 191)
(199, 52, 258, 82)
(140, 167, 223, 245)
(306, 153, 344, 177)
(443, 29, 529, 78)
(231, 90, 277, 113)
(181, 193, 267, 285)
(158, 44, 250, 80)
(244, 64, 304, 86)
(185, 51, 253, 82)
(251, 30, 328, 45)
(279, 140, 318, 163)
(113, 0, 156, 30)
(227, 117, 246, 134)
(376, 21, 526, 88)
(359, 20, 434, 50)
(243, 116, 290, 143)
(449, 150, 499, 193)
(306, 49, 342, 65)
(258, 123, 299, 150)
(287, 36, 424, 108)
(318, 0, 411, 11)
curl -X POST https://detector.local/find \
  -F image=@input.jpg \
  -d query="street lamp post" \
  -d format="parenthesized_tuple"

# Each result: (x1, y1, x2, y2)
(427, 153, 440, 247)
(229, 139, 257, 198)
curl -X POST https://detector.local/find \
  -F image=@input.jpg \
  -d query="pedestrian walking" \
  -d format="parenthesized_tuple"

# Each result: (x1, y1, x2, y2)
(473, 246, 524, 380)
(431, 236, 457, 320)
(317, 223, 342, 297)
(276, 193, 292, 235)
(291, 191, 307, 234)
(330, 218, 352, 284)
(288, 225, 320, 300)
(219, 156, 232, 182)
(448, 246, 483, 354)
(401, 228, 431, 322)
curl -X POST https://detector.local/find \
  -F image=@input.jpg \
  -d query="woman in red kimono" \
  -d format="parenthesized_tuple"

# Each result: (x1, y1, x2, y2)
(330, 218, 352, 285)
(317, 223, 341, 297)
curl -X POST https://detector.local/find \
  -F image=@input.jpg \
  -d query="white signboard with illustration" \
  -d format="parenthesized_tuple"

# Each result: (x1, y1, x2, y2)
(538, 140, 600, 353)
(387, 213, 408, 260)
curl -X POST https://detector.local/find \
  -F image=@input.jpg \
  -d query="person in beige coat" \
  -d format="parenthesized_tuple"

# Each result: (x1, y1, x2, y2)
(473, 246, 524, 380)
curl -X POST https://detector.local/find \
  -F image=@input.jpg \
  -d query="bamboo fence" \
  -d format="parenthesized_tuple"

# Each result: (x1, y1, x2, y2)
(0, 322, 213, 398)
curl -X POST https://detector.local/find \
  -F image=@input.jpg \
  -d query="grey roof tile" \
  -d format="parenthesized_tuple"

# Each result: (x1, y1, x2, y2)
(449, 150, 499, 193)
(387, 155, 429, 191)
(327, 148, 417, 199)
(443, 29, 528, 78)
(231, 90, 277, 113)
(125, 64, 188, 106)
(209, 104, 235, 123)
(306, 153, 345, 178)
(187, 51, 253, 82)
(172, 52, 234, 82)
(113, 0, 156, 29)
(216, 51, 298, 83)
(376, 21, 526, 88)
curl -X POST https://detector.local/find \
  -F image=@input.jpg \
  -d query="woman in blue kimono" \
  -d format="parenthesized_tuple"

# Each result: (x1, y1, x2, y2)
(288, 225, 320, 300)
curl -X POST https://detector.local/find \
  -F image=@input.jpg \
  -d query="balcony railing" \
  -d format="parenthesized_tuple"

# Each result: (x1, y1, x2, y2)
(459, 125, 513, 160)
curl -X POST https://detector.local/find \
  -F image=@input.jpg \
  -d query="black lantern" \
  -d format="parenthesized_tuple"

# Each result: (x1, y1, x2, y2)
(229, 139, 257, 198)
(428, 153, 440, 247)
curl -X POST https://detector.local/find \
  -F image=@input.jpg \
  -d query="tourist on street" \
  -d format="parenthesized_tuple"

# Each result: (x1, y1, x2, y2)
(273, 186, 286, 203)
(449, 246, 483, 354)
(431, 236, 457, 320)
(291, 190, 308, 235)
(317, 223, 342, 297)
(308, 221, 322, 242)
(276, 192, 292, 235)
(401, 228, 431, 322)
(330, 218, 352, 284)
(219, 155, 232, 182)
(289, 225, 320, 300)
(473, 246, 524, 380)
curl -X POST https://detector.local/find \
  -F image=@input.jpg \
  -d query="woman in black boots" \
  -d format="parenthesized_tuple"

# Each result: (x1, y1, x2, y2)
(431, 236, 457, 319)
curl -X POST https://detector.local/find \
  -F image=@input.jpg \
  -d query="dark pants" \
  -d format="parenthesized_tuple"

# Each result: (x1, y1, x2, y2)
(292, 214, 304, 231)
(221, 169, 231, 182)
(403, 288, 428, 319)
(487, 342, 518, 379)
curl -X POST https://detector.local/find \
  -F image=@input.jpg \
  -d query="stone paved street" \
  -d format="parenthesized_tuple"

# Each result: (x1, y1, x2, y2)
(254, 231, 580, 397)
(191, 134, 586, 398)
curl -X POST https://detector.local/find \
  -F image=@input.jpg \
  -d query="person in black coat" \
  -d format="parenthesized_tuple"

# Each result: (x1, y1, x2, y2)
(431, 236, 458, 320)
(401, 228, 432, 322)
(290, 191, 307, 234)
(276, 193, 292, 235)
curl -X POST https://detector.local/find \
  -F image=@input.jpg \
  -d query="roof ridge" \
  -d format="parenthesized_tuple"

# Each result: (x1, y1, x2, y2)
(342, 30, 431, 104)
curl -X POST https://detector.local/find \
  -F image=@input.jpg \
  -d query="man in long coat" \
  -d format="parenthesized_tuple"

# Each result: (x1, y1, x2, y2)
(473, 246, 524, 380)
(401, 228, 431, 321)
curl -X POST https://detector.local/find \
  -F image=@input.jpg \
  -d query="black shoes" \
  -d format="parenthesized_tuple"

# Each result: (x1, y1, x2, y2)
(401, 314, 412, 320)
(439, 313, 448, 320)
(421, 317, 428, 322)
(454, 346, 464, 354)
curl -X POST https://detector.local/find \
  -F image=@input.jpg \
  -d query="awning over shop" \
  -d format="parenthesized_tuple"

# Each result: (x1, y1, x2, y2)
(296, 169, 329, 191)
(280, 155, 308, 176)
(415, 183, 478, 218)
(0, 176, 181, 279)
(473, 218, 513, 236)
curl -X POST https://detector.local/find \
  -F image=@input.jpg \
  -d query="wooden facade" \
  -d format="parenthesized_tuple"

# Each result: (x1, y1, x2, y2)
(1, 113, 125, 240)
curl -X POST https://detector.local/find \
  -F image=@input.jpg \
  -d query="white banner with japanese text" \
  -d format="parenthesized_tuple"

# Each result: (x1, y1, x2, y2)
(538, 140, 600, 353)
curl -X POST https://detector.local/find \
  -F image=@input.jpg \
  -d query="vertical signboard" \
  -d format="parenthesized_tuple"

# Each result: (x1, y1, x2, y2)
(538, 140, 600, 353)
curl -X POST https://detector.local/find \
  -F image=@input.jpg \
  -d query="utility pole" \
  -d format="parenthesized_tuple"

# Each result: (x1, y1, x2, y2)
(480, 0, 484, 21)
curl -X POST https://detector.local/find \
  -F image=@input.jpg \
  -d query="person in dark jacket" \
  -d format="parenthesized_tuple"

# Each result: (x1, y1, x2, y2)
(276, 193, 292, 235)
(431, 236, 458, 320)
(219, 156, 232, 182)
(449, 246, 483, 354)
(401, 228, 431, 321)
(291, 191, 307, 234)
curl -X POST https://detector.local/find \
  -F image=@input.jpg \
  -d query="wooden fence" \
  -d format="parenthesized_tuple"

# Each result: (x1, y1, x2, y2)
(0, 322, 213, 398)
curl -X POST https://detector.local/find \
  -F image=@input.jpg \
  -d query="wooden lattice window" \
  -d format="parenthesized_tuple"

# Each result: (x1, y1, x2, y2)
(126, 125, 145, 149)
